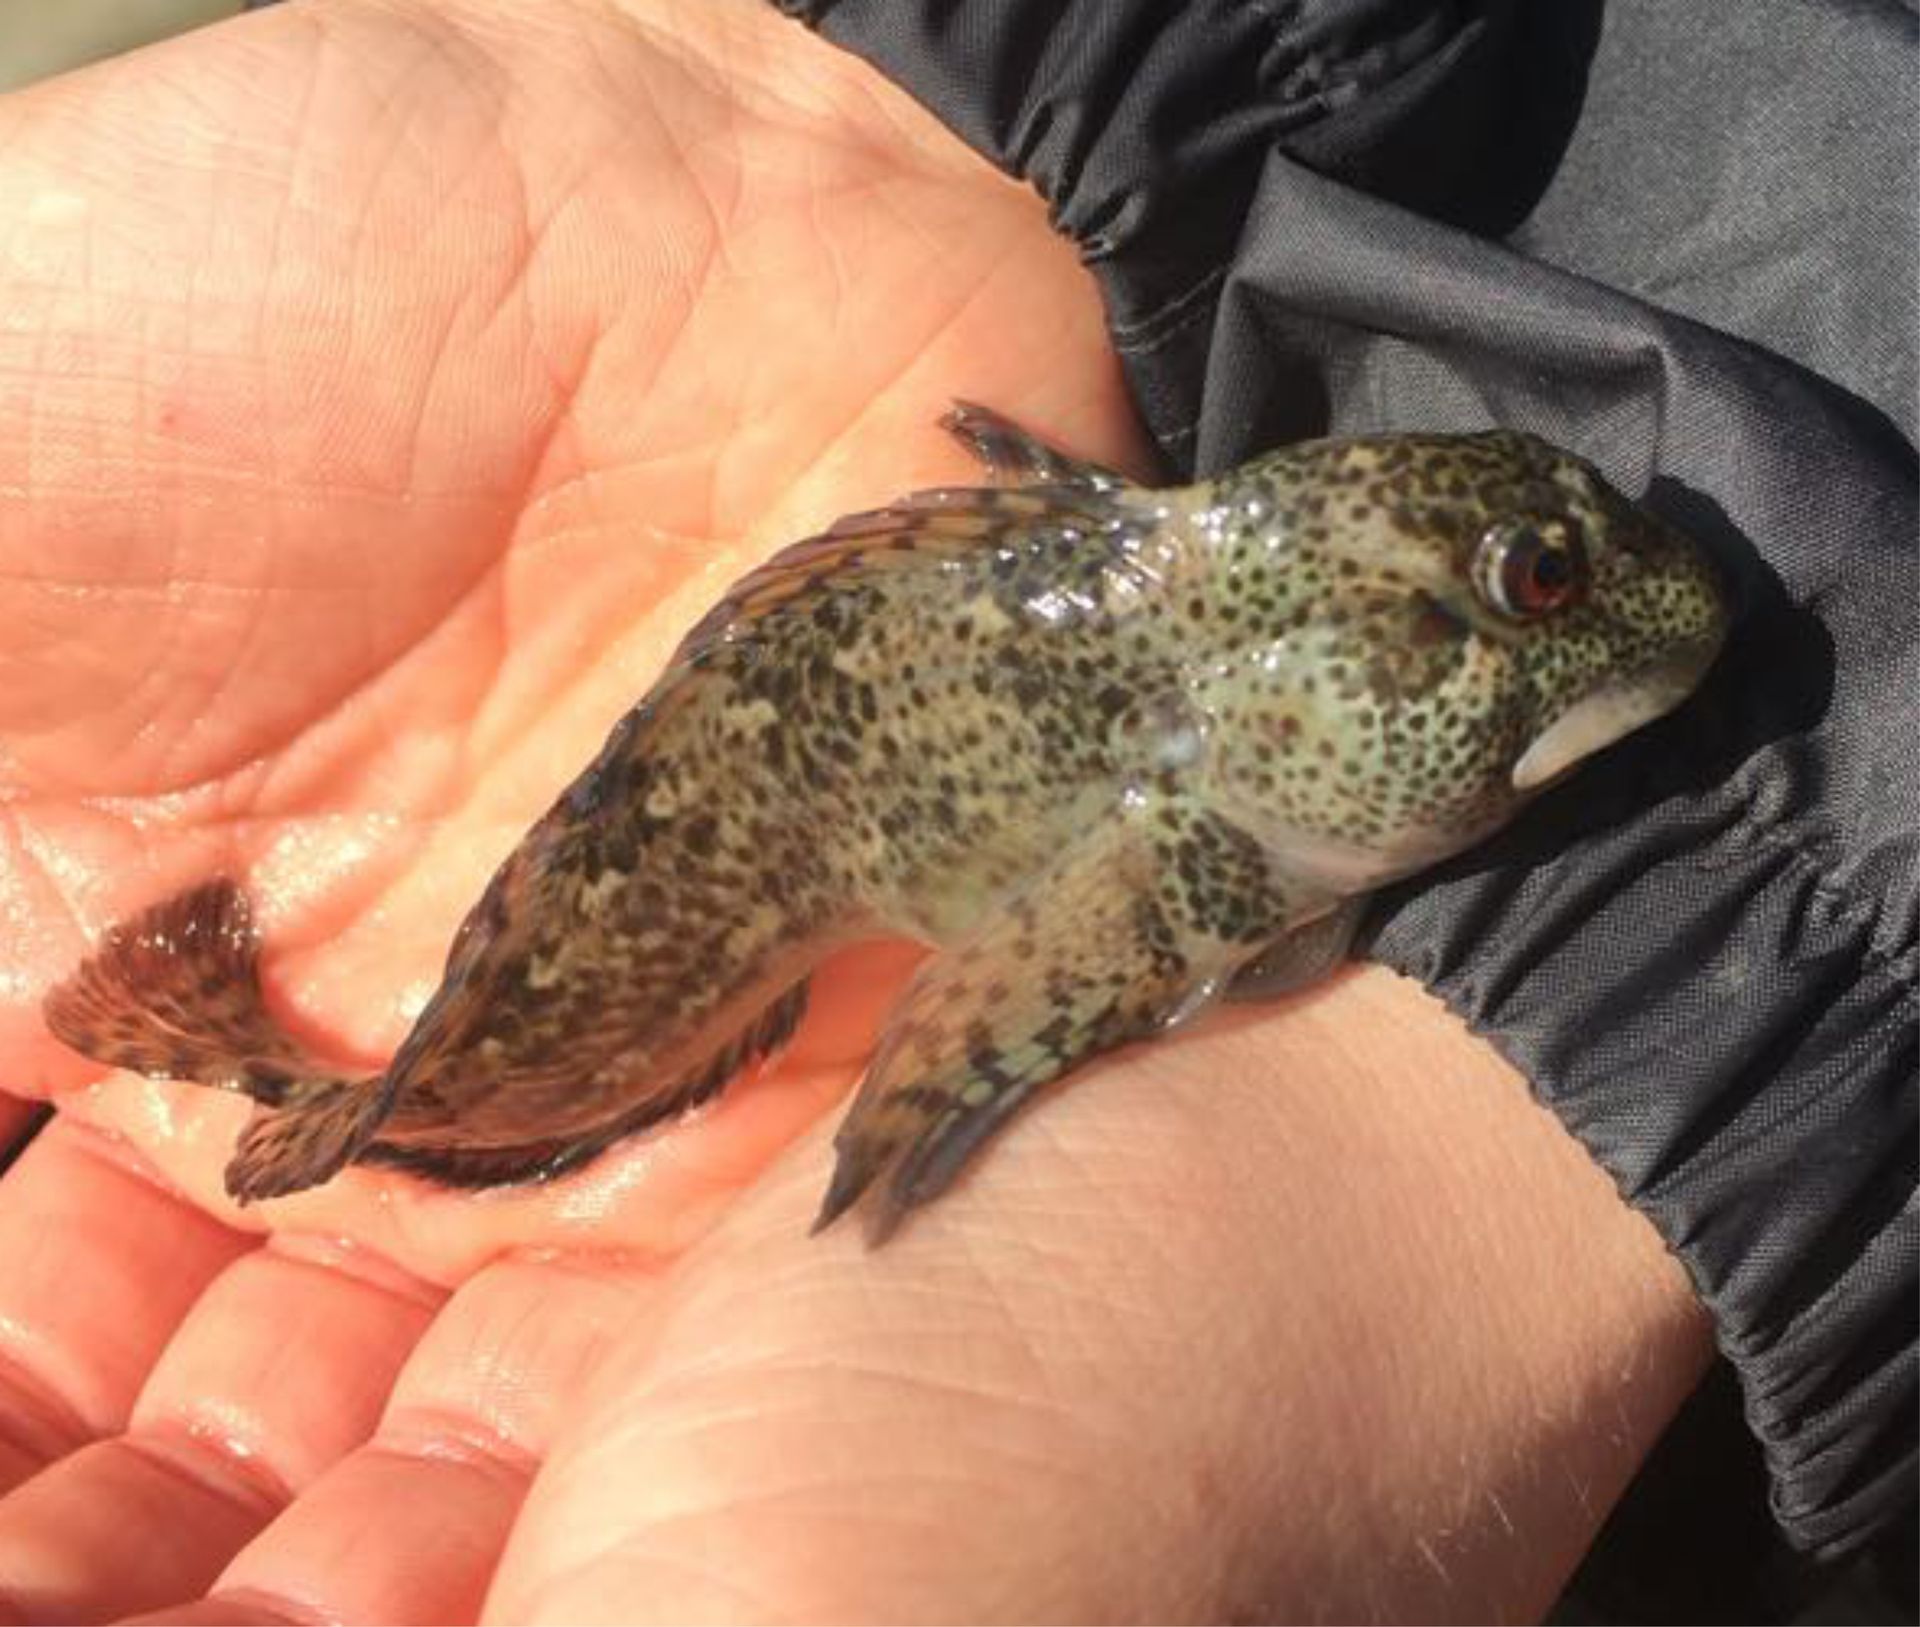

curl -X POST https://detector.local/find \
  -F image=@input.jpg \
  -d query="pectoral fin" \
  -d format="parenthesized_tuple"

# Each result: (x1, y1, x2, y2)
(816, 799, 1297, 1244)
(1224, 898, 1368, 1002)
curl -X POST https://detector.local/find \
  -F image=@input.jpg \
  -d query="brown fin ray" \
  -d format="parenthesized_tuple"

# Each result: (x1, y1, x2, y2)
(939, 400, 1133, 491)
(671, 482, 1140, 669)
(226, 1074, 395, 1203)
(814, 799, 1297, 1246)
(811, 823, 1165, 1245)
(1223, 898, 1369, 1002)
(810, 802, 1305, 1244)
(366, 977, 813, 1190)
(45, 878, 339, 1105)
(43, 877, 400, 1203)
(361, 1129, 616, 1189)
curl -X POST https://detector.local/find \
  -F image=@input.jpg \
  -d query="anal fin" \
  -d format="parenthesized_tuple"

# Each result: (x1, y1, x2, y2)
(362, 1126, 625, 1189)
(366, 978, 813, 1192)
(227, 1073, 396, 1203)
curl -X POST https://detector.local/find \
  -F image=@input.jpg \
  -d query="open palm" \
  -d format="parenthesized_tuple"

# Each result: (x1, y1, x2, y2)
(2, 0, 1142, 1269)
(0, 4, 1708, 1621)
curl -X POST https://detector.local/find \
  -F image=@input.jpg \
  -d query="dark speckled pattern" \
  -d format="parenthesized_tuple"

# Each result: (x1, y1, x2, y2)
(43, 405, 1729, 1232)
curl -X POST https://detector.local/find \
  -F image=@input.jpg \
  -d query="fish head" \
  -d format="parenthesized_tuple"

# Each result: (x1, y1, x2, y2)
(1210, 430, 1730, 885)
(1451, 436, 1743, 799)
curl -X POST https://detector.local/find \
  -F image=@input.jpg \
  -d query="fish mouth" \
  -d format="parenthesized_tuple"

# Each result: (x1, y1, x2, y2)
(1512, 636, 1723, 792)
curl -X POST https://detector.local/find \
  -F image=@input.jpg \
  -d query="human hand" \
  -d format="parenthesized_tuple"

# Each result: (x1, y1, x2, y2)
(0, 3, 1708, 1619)
(0, 0, 1149, 1269)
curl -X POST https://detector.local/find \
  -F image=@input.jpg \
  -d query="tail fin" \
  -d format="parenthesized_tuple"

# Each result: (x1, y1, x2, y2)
(44, 877, 393, 1203)
(47, 877, 319, 1100)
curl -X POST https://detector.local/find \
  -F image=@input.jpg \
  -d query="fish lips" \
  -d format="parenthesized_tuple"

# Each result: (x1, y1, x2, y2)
(1512, 634, 1725, 793)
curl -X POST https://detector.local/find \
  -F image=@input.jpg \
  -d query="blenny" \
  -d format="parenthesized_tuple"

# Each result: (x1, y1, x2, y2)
(44, 405, 1728, 1240)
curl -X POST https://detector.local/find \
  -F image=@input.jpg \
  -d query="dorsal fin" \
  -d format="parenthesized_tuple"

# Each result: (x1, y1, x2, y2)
(939, 400, 1133, 491)
(671, 479, 1142, 669)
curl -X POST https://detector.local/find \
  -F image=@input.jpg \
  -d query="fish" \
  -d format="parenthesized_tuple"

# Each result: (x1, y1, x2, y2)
(42, 404, 1730, 1242)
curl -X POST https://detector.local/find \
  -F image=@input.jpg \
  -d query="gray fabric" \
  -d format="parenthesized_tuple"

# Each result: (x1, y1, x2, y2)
(775, 0, 1918, 1559)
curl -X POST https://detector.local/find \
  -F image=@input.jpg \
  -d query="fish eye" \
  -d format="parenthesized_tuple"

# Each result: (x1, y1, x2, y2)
(1472, 520, 1586, 619)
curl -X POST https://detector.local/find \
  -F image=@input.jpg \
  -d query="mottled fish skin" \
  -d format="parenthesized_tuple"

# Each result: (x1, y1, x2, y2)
(43, 405, 1729, 1233)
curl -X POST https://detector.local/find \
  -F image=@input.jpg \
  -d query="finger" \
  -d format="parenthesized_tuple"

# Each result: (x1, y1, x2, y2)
(170, 1256, 635, 1625)
(0, 1439, 269, 1626)
(0, 1119, 254, 1497)
(133, 1237, 442, 1490)
(0, 1222, 441, 1624)
(118, 1598, 302, 1627)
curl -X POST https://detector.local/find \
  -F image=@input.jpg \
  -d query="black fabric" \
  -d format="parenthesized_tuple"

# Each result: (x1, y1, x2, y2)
(774, 0, 1919, 1560)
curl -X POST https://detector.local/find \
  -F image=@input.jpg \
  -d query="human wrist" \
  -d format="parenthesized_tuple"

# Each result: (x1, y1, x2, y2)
(499, 965, 1711, 1622)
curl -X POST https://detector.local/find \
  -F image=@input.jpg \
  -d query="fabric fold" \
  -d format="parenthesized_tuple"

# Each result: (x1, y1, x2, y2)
(773, 0, 1918, 1557)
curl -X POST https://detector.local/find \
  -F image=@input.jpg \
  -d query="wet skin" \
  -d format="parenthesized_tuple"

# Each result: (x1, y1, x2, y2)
(44, 403, 1726, 1241)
